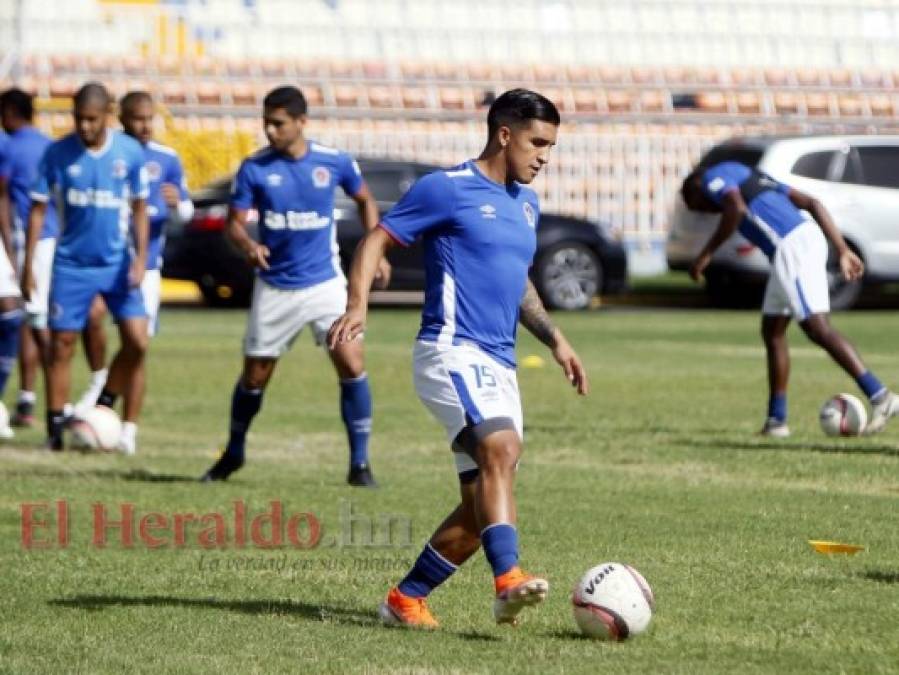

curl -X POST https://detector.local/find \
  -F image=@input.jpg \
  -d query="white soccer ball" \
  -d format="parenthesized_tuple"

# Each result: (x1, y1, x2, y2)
(819, 393, 867, 437)
(70, 405, 122, 451)
(572, 562, 654, 641)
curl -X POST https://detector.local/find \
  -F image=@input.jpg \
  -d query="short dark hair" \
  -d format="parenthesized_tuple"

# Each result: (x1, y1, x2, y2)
(486, 88, 560, 138)
(73, 82, 112, 110)
(263, 86, 307, 117)
(680, 168, 705, 204)
(119, 90, 153, 117)
(0, 87, 34, 121)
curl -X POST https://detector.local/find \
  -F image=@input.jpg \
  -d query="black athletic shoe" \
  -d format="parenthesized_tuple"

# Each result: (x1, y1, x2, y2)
(347, 463, 378, 488)
(200, 452, 244, 482)
(11, 401, 35, 428)
(45, 436, 64, 452)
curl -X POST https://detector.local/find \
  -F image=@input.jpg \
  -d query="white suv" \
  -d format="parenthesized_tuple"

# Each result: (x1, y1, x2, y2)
(666, 135, 899, 309)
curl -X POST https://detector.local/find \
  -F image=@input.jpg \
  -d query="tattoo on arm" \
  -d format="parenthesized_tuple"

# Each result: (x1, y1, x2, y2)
(519, 280, 557, 348)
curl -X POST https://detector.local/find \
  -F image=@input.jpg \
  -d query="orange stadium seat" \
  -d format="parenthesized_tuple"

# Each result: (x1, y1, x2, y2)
(566, 65, 592, 84)
(466, 62, 496, 82)
(729, 67, 759, 86)
(362, 60, 387, 79)
(837, 93, 864, 116)
(229, 82, 257, 106)
(303, 85, 323, 107)
(796, 68, 823, 87)
(401, 86, 429, 109)
(261, 58, 288, 78)
(438, 86, 467, 110)
(734, 91, 763, 114)
(773, 92, 800, 114)
(532, 64, 561, 83)
(161, 81, 187, 105)
(49, 54, 77, 75)
(639, 90, 668, 113)
(367, 85, 396, 108)
(859, 68, 887, 88)
(804, 92, 831, 115)
(502, 63, 533, 83)
(596, 65, 625, 84)
(196, 81, 223, 106)
(868, 93, 894, 116)
(86, 54, 114, 76)
(401, 60, 431, 80)
(662, 66, 692, 85)
(157, 55, 183, 76)
(294, 60, 321, 79)
(694, 67, 723, 85)
(539, 87, 567, 112)
(122, 55, 147, 76)
(829, 68, 853, 87)
(764, 68, 790, 86)
(49, 77, 77, 99)
(630, 66, 659, 85)
(696, 91, 728, 113)
(328, 60, 357, 79)
(606, 90, 633, 113)
(226, 58, 251, 77)
(572, 88, 600, 113)
(333, 84, 362, 107)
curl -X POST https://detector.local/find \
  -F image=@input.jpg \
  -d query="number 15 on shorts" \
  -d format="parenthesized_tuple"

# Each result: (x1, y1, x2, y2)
(470, 364, 496, 389)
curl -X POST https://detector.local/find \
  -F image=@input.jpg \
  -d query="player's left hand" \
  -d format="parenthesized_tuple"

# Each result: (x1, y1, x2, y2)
(839, 249, 864, 281)
(161, 183, 180, 208)
(689, 252, 711, 282)
(373, 258, 392, 290)
(129, 258, 146, 288)
(551, 336, 588, 396)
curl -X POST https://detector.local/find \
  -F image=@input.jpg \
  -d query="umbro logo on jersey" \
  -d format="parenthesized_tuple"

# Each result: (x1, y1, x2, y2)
(266, 173, 283, 187)
(111, 159, 128, 179)
(66, 164, 82, 178)
(522, 202, 536, 228)
(312, 167, 331, 188)
(479, 204, 497, 219)
(707, 177, 725, 193)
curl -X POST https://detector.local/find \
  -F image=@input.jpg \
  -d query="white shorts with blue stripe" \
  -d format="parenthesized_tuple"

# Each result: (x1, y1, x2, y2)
(413, 340, 523, 475)
(762, 221, 830, 320)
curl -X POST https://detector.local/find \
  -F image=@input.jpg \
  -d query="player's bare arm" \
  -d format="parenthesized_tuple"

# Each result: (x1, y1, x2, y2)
(351, 183, 391, 289)
(519, 278, 588, 395)
(689, 190, 745, 281)
(226, 206, 269, 270)
(129, 197, 149, 287)
(788, 187, 863, 281)
(0, 178, 13, 260)
(328, 226, 395, 347)
(21, 200, 46, 300)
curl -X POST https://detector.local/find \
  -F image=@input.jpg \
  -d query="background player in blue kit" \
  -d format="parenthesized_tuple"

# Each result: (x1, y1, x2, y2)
(201, 86, 389, 485)
(329, 89, 588, 629)
(24, 82, 150, 452)
(74, 91, 194, 419)
(682, 161, 899, 436)
(0, 88, 59, 429)
(0, 119, 23, 437)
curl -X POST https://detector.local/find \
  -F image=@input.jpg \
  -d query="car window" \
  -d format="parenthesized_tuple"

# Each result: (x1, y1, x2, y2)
(360, 170, 407, 202)
(698, 143, 764, 169)
(854, 146, 899, 189)
(791, 151, 835, 179)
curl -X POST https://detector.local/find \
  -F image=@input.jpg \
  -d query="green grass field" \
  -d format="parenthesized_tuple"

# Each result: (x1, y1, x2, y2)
(1, 307, 898, 674)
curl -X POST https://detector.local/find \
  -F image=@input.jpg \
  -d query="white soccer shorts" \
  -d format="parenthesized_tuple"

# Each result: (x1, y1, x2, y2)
(413, 340, 523, 475)
(243, 276, 348, 358)
(24, 238, 55, 328)
(762, 221, 830, 321)
(0, 242, 21, 299)
(141, 269, 162, 337)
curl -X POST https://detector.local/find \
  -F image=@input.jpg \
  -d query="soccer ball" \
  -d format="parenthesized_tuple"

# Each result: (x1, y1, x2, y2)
(70, 405, 122, 451)
(572, 562, 654, 641)
(819, 393, 867, 437)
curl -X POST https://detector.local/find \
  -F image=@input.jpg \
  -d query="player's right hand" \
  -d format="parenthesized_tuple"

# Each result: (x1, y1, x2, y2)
(327, 308, 366, 349)
(689, 252, 711, 282)
(19, 269, 34, 302)
(246, 243, 271, 270)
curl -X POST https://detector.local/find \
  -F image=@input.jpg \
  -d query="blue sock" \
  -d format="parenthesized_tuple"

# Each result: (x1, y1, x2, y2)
(481, 523, 519, 577)
(340, 374, 372, 469)
(0, 309, 23, 397)
(397, 543, 458, 598)
(856, 371, 887, 402)
(225, 382, 263, 460)
(767, 393, 787, 422)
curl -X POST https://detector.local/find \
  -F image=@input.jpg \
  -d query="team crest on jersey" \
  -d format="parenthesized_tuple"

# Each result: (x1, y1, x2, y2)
(266, 173, 283, 187)
(522, 202, 536, 228)
(479, 204, 497, 219)
(66, 164, 82, 178)
(111, 159, 128, 179)
(146, 161, 162, 182)
(312, 166, 330, 188)
(707, 177, 725, 193)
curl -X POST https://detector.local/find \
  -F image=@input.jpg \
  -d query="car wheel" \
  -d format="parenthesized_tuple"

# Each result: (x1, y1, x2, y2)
(534, 242, 602, 310)
(826, 244, 864, 310)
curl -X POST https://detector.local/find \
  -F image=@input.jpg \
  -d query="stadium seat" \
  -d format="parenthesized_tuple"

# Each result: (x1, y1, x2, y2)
(695, 91, 728, 114)
(48, 77, 77, 99)
(261, 57, 289, 77)
(804, 92, 831, 116)
(828, 68, 853, 87)
(401, 60, 431, 80)
(157, 55, 183, 76)
(226, 58, 252, 77)
(196, 81, 223, 106)
(867, 93, 894, 116)
(836, 93, 864, 116)
(796, 68, 823, 87)
(606, 90, 633, 113)
(334, 84, 362, 107)
(773, 92, 800, 114)
(161, 81, 188, 105)
(734, 91, 763, 114)
(367, 85, 396, 108)
(639, 90, 668, 113)
(401, 86, 429, 109)
(596, 65, 625, 84)
(572, 89, 600, 113)
(229, 82, 257, 106)
(438, 86, 468, 110)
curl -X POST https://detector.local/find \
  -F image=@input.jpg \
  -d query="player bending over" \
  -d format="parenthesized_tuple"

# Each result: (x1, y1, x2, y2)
(329, 89, 588, 628)
(682, 161, 898, 436)
(25, 82, 150, 452)
(201, 86, 389, 486)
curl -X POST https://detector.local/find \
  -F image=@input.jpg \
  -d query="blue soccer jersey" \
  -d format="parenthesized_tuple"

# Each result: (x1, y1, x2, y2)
(380, 160, 540, 368)
(142, 140, 189, 270)
(701, 161, 806, 258)
(230, 141, 364, 289)
(30, 130, 148, 268)
(0, 126, 59, 245)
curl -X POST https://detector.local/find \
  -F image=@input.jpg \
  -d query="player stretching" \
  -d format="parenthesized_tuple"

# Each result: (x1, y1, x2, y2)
(0, 88, 60, 429)
(329, 89, 588, 628)
(682, 161, 898, 436)
(25, 82, 150, 452)
(201, 86, 389, 485)
(73, 91, 194, 419)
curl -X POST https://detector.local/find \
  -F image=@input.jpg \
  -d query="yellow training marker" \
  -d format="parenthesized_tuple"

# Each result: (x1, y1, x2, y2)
(521, 355, 545, 369)
(808, 540, 865, 555)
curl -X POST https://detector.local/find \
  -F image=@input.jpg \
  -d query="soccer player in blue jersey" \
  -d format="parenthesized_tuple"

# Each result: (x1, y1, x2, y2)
(73, 91, 194, 420)
(0, 88, 59, 429)
(682, 161, 898, 436)
(201, 85, 389, 485)
(0, 123, 22, 438)
(24, 82, 150, 452)
(329, 89, 588, 628)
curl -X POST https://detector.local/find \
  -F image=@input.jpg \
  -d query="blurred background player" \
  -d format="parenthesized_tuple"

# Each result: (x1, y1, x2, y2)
(24, 82, 150, 452)
(683, 161, 899, 436)
(201, 85, 389, 485)
(0, 87, 59, 429)
(329, 89, 588, 629)
(73, 91, 194, 419)
(0, 119, 22, 438)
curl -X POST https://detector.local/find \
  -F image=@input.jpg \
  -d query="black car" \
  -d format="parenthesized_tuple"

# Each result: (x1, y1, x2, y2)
(163, 158, 627, 310)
